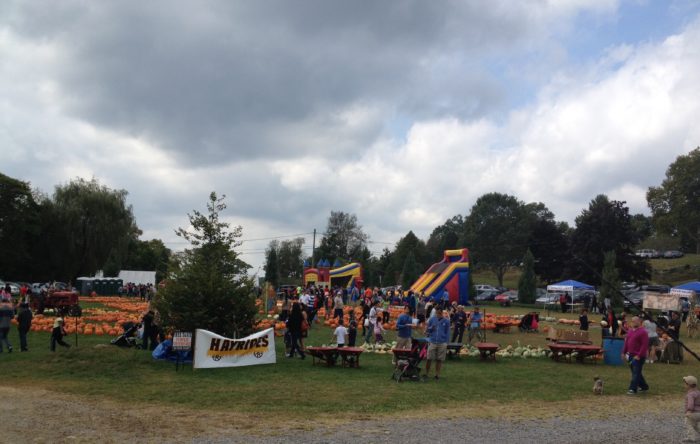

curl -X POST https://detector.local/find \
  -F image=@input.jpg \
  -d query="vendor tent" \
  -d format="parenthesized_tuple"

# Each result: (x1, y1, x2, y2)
(118, 270, 156, 286)
(547, 280, 595, 313)
(671, 281, 700, 304)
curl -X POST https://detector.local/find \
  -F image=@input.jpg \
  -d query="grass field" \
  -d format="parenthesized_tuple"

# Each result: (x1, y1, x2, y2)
(4, 298, 700, 419)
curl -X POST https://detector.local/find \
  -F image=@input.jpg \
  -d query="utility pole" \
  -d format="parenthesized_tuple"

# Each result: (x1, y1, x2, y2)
(312, 228, 316, 265)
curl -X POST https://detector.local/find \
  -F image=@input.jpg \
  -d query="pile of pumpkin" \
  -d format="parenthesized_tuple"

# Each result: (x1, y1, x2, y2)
(557, 318, 581, 326)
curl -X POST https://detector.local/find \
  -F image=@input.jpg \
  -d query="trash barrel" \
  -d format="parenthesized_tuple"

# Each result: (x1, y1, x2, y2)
(603, 337, 625, 365)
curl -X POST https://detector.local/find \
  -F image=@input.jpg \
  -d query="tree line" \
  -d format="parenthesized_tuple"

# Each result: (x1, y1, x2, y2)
(0, 174, 170, 283)
(265, 147, 700, 290)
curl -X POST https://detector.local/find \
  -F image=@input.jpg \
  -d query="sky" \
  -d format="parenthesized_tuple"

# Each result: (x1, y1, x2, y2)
(2, 0, 700, 275)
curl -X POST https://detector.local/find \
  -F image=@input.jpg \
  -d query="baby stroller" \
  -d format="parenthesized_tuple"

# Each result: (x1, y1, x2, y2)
(391, 338, 428, 382)
(519, 312, 539, 333)
(110, 322, 142, 348)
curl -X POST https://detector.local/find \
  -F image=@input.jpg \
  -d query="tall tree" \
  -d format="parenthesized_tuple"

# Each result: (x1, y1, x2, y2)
(264, 241, 279, 287)
(155, 192, 255, 337)
(277, 237, 305, 281)
(385, 231, 429, 286)
(316, 211, 369, 263)
(426, 215, 463, 261)
(648, 147, 700, 253)
(518, 249, 537, 304)
(528, 219, 570, 284)
(600, 250, 622, 309)
(461, 193, 531, 286)
(400, 251, 420, 289)
(568, 195, 649, 285)
(50, 177, 138, 281)
(0, 173, 43, 280)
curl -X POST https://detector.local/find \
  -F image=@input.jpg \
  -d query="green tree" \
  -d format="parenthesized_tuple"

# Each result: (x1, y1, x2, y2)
(518, 249, 537, 304)
(264, 241, 280, 287)
(0, 173, 43, 280)
(277, 237, 305, 281)
(568, 195, 649, 285)
(648, 147, 700, 253)
(426, 215, 463, 261)
(461, 193, 531, 286)
(316, 211, 369, 264)
(528, 219, 570, 284)
(385, 231, 429, 286)
(49, 177, 138, 281)
(400, 251, 420, 289)
(155, 192, 255, 338)
(600, 250, 622, 309)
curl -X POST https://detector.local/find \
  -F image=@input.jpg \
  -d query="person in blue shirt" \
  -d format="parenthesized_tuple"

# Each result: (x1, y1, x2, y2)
(467, 307, 483, 344)
(441, 289, 450, 309)
(424, 307, 451, 380)
(395, 305, 414, 349)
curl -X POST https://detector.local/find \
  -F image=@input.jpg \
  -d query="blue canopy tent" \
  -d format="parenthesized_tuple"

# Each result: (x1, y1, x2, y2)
(547, 280, 595, 313)
(671, 281, 700, 305)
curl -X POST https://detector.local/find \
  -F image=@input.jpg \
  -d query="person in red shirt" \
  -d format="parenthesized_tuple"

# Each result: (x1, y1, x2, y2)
(622, 316, 649, 394)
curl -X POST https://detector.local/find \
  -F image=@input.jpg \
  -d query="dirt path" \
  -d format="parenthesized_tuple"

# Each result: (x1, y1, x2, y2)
(2, 386, 688, 443)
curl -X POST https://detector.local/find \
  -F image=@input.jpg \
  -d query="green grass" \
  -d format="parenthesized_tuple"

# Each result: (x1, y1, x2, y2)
(4, 311, 700, 417)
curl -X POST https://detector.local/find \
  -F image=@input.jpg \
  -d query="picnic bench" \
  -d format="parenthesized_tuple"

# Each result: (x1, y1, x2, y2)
(548, 343, 602, 363)
(475, 342, 499, 361)
(446, 342, 463, 359)
(306, 346, 339, 366)
(338, 347, 363, 368)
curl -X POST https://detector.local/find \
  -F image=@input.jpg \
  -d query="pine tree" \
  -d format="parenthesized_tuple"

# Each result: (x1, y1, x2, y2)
(400, 251, 420, 289)
(600, 250, 622, 309)
(154, 192, 256, 338)
(518, 249, 537, 304)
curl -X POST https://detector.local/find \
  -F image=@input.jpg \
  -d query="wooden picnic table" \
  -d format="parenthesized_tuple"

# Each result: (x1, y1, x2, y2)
(306, 346, 339, 366)
(493, 322, 512, 333)
(475, 342, 499, 361)
(338, 347, 363, 368)
(548, 343, 602, 363)
(446, 342, 463, 359)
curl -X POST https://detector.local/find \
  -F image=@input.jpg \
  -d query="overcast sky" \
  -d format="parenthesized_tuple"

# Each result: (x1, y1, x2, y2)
(2, 0, 700, 274)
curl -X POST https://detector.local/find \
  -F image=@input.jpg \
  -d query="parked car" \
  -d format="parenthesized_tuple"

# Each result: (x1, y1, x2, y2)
(640, 284, 670, 293)
(475, 289, 499, 302)
(495, 290, 518, 306)
(636, 249, 660, 258)
(663, 250, 684, 259)
(536, 293, 559, 305)
(623, 291, 647, 307)
(475, 284, 498, 293)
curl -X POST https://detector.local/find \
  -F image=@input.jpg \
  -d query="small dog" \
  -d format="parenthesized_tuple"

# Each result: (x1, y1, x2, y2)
(593, 376, 604, 395)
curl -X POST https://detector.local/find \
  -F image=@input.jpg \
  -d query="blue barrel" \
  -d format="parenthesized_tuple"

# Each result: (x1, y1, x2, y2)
(603, 338, 625, 365)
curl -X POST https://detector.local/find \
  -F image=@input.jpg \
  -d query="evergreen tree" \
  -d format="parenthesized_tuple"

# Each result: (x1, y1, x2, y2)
(154, 192, 256, 337)
(600, 250, 622, 309)
(400, 251, 420, 289)
(518, 249, 537, 304)
(264, 242, 279, 287)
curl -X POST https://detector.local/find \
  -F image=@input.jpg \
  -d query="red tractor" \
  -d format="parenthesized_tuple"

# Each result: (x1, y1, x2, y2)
(32, 289, 82, 317)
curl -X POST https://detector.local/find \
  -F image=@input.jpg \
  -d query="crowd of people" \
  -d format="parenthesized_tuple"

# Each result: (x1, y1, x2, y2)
(118, 282, 156, 301)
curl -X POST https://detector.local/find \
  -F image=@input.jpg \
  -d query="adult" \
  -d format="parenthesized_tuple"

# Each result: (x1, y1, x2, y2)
(603, 295, 612, 313)
(682, 298, 691, 322)
(622, 316, 649, 395)
(333, 291, 344, 320)
(395, 305, 414, 350)
(285, 303, 305, 359)
(643, 317, 659, 363)
(683, 375, 700, 443)
(467, 307, 483, 344)
(441, 289, 450, 309)
(451, 305, 467, 343)
(416, 296, 427, 325)
(607, 308, 619, 337)
(0, 297, 14, 353)
(407, 291, 417, 316)
(17, 302, 33, 352)
(141, 310, 159, 351)
(669, 311, 683, 341)
(424, 307, 450, 380)
(364, 301, 379, 344)
(50, 317, 71, 351)
(559, 293, 567, 313)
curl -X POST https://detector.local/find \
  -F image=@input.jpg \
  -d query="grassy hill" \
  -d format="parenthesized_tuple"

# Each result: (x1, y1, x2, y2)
(471, 253, 700, 289)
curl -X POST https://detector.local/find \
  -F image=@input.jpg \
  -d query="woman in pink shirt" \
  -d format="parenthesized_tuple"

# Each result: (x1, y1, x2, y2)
(622, 316, 649, 395)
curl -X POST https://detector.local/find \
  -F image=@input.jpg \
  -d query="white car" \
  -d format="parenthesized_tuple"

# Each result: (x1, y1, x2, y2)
(475, 284, 498, 293)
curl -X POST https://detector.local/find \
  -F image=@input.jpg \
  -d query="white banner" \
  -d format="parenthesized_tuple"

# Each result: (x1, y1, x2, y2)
(194, 328, 276, 369)
(643, 294, 681, 311)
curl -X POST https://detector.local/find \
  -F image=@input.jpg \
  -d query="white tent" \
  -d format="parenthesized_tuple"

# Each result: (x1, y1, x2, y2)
(118, 270, 156, 286)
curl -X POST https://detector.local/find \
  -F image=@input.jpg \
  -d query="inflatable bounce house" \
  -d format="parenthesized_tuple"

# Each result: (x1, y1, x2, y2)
(410, 249, 470, 305)
(303, 259, 363, 290)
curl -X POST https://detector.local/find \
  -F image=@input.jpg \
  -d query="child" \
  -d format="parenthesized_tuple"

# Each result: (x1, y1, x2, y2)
(579, 309, 589, 331)
(347, 320, 357, 347)
(683, 375, 700, 442)
(50, 317, 71, 351)
(374, 318, 386, 344)
(333, 319, 348, 347)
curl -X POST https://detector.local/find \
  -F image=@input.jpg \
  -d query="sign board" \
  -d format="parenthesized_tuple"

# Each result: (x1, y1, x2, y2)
(172, 331, 192, 352)
(193, 328, 276, 369)
(643, 293, 681, 311)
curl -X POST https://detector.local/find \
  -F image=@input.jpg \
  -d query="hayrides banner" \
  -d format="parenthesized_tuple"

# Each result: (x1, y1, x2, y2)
(193, 328, 276, 369)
